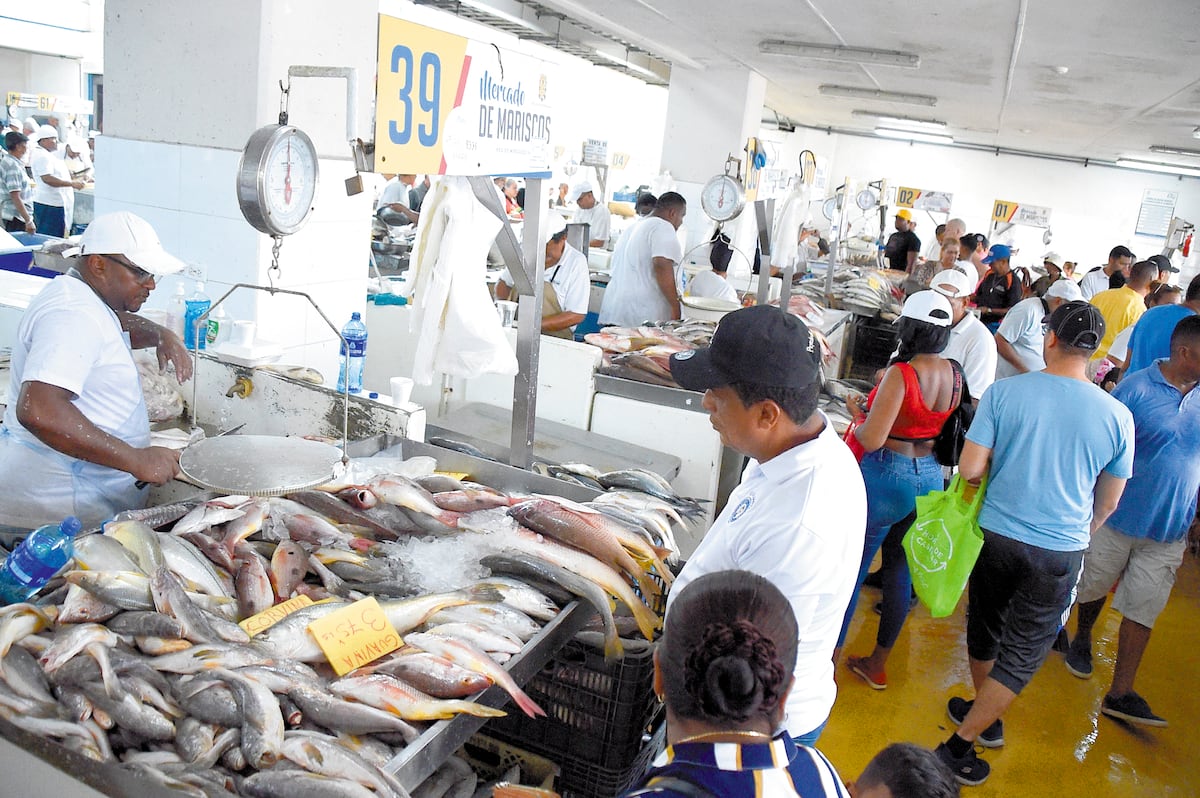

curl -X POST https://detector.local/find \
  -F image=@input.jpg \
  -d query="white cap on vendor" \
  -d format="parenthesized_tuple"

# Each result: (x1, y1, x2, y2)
(1045, 278, 1083, 302)
(79, 212, 188, 277)
(929, 267, 976, 300)
(34, 124, 59, 143)
(569, 182, 594, 202)
(520, 211, 569, 247)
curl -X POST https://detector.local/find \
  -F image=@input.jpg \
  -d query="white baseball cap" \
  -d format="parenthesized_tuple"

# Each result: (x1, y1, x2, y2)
(79, 212, 188, 277)
(929, 267, 976, 300)
(34, 125, 58, 142)
(1045, 279, 1083, 302)
(1042, 251, 1062, 267)
(900, 290, 953, 327)
(570, 182, 594, 202)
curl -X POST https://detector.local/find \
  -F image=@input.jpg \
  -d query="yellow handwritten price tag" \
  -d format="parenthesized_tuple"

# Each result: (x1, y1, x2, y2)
(239, 594, 314, 637)
(306, 597, 402, 676)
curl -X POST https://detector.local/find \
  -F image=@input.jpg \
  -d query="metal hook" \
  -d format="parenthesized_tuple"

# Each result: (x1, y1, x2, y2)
(278, 78, 292, 126)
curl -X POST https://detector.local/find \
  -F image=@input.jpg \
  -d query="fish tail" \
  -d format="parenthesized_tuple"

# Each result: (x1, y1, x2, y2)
(632, 571, 664, 606)
(457, 702, 507, 718)
(602, 622, 624, 661)
(510, 687, 545, 718)
(437, 510, 462, 528)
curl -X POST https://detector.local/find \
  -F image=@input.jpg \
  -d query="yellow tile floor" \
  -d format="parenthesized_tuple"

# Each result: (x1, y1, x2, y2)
(822, 551, 1200, 796)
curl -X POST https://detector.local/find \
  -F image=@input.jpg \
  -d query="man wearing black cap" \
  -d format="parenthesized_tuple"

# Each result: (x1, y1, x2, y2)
(1146, 253, 1179, 283)
(666, 306, 867, 746)
(936, 301, 1134, 786)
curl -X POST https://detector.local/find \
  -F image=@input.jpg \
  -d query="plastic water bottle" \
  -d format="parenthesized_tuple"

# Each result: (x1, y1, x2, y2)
(0, 516, 82, 604)
(167, 283, 187, 339)
(336, 312, 368, 393)
(184, 282, 212, 351)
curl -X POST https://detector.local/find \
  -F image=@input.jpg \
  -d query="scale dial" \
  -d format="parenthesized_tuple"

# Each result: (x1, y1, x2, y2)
(236, 125, 319, 236)
(856, 189, 878, 210)
(822, 197, 839, 221)
(700, 173, 746, 222)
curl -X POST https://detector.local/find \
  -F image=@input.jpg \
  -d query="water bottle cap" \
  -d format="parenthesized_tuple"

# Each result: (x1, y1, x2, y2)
(369, 391, 378, 399)
(351, 311, 361, 321)
(60, 516, 82, 536)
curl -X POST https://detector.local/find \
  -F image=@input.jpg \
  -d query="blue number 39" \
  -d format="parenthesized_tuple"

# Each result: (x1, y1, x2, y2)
(390, 46, 441, 148)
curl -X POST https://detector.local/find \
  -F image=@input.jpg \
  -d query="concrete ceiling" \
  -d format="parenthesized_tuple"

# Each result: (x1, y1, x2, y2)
(433, 0, 1200, 168)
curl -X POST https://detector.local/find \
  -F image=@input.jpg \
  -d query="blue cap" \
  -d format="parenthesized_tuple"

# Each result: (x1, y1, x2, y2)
(60, 516, 82, 536)
(982, 244, 1012, 264)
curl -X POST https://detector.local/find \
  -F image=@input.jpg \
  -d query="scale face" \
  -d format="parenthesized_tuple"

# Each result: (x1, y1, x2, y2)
(237, 124, 319, 236)
(856, 189, 878, 211)
(701, 173, 746, 222)
(822, 196, 838, 221)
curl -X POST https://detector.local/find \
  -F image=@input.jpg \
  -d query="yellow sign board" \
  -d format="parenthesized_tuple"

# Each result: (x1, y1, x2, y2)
(374, 15, 554, 175)
(307, 597, 402, 676)
(992, 199, 1051, 228)
(239, 594, 314, 637)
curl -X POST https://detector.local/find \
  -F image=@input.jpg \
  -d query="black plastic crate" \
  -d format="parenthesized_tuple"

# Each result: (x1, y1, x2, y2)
(557, 709, 666, 798)
(487, 636, 662, 771)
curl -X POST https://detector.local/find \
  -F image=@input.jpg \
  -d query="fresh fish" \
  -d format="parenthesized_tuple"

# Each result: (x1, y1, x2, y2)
(367, 476, 461, 528)
(481, 552, 623, 658)
(269, 540, 310, 600)
(427, 603, 540, 642)
(286, 682, 422, 740)
(171, 502, 247, 537)
(106, 610, 186, 639)
(414, 474, 467, 493)
(211, 668, 284, 769)
(335, 488, 378, 510)
(598, 470, 704, 515)
(235, 551, 275, 619)
(81, 681, 176, 741)
(427, 436, 497, 462)
(403, 632, 544, 718)
(104, 520, 168, 573)
(2, 645, 54, 705)
(222, 499, 268, 552)
(63, 570, 155, 610)
(0, 604, 56, 668)
(413, 756, 476, 798)
(150, 642, 274, 674)
(151, 566, 248, 644)
(39, 622, 123, 697)
(369, 652, 492, 699)
(330, 674, 506, 721)
(281, 731, 411, 798)
(467, 577, 559, 622)
(431, 489, 516, 513)
(0, 707, 112, 760)
(157, 533, 232, 598)
(242, 770, 379, 798)
(556, 462, 605, 481)
(181, 531, 237, 573)
(73, 533, 144, 573)
(425, 622, 521, 655)
(58, 584, 122, 624)
(175, 678, 241, 726)
(510, 498, 664, 603)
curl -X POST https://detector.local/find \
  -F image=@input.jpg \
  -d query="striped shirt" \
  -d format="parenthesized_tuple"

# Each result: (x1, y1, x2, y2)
(623, 734, 851, 798)
(0, 150, 30, 222)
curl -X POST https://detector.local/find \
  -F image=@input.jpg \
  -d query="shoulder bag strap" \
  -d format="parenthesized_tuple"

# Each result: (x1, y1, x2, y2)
(625, 776, 716, 798)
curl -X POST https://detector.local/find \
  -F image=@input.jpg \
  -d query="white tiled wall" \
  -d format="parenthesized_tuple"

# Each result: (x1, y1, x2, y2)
(95, 136, 372, 383)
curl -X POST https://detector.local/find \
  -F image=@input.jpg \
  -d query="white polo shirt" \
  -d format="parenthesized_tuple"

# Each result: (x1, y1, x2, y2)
(942, 312, 998, 397)
(499, 243, 590, 315)
(668, 415, 867, 737)
(575, 202, 611, 245)
(1079, 268, 1111, 300)
(598, 217, 682, 327)
(31, 145, 71, 207)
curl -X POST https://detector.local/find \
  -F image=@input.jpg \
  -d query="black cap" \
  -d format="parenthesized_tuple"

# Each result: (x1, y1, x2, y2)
(669, 305, 820, 391)
(1044, 300, 1105, 351)
(1147, 253, 1178, 273)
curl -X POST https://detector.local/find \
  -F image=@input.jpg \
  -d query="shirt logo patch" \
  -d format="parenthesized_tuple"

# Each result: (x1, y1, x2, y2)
(674, 350, 695, 361)
(731, 495, 754, 521)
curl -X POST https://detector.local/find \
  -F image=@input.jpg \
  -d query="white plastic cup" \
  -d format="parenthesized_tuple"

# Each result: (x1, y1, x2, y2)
(495, 300, 518, 327)
(231, 320, 256, 347)
(390, 376, 414, 404)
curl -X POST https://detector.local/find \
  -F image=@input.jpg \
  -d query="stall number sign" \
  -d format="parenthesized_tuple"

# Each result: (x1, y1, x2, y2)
(993, 199, 1051, 228)
(611, 152, 631, 170)
(6, 92, 94, 115)
(895, 186, 953, 214)
(307, 597, 402, 675)
(374, 15, 555, 175)
(582, 138, 609, 166)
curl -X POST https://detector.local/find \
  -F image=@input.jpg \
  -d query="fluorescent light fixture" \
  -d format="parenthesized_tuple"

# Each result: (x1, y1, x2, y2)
(1149, 145, 1200, 158)
(1114, 159, 1200, 178)
(820, 85, 937, 106)
(851, 110, 946, 131)
(592, 49, 659, 80)
(455, 0, 549, 34)
(759, 40, 920, 68)
(875, 127, 953, 145)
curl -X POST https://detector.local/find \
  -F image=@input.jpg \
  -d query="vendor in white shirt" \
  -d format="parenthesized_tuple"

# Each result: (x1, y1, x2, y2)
(687, 232, 740, 305)
(495, 214, 590, 338)
(30, 125, 83, 238)
(0, 212, 192, 529)
(928, 267, 999, 398)
(377, 173, 419, 224)
(667, 306, 867, 745)
(569, 181, 610, 248)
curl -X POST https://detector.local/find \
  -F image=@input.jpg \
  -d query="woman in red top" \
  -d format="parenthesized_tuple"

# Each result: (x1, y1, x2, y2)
(836, 291, 962, 689)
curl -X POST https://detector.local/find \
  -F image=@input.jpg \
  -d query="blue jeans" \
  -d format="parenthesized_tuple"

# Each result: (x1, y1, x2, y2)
(33, 203, 65, 238)
(837, 448, 944, 648)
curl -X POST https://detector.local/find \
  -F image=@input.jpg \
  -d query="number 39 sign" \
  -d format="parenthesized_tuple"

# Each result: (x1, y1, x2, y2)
(374, 14, 555, 176)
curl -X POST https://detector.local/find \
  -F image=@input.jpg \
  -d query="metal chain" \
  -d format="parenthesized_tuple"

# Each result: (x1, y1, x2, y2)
(268, 236, 283, 290)
(278, 77, 291, 126)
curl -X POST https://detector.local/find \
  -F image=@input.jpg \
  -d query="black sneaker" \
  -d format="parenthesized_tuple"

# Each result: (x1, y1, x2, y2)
(1064, 643, 1093, 679)
(872, 593, 920, 615)
(1101, 692, 1168, 728)
(1051, 628, 1071, 654)
(935, 742, 991, 787)
(863, 569, 884, 589)
(946, 697, 1005, 747)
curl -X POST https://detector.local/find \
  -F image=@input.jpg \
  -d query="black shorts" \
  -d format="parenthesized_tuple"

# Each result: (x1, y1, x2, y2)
(966, 528, 1084, 694)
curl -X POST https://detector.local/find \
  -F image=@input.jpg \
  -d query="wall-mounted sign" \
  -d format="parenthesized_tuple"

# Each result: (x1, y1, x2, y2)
(582, 138, 608, 167)
(6, 92, 94, 115)
(992, 199, 1051, 228)
(895, 186, 953, 214)
(374, 15, 554, 175)
(1134, 189, 1178, 238)
(611, 152, 631, 169)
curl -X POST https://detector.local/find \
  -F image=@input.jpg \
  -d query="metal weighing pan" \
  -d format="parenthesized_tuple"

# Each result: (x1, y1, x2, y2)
(179, 435, 344, 497)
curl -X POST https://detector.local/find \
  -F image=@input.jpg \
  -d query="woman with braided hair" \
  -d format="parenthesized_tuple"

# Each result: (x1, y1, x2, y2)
(623, 571, 850, 797)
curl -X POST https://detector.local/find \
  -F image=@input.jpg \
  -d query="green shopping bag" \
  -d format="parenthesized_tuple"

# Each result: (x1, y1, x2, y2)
(902, 474, 988, 618)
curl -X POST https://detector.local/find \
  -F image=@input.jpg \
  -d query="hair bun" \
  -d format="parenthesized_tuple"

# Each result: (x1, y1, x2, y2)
(684, 620, 787, 723)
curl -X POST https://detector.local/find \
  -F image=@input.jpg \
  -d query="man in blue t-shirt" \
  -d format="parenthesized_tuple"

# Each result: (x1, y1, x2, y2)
(1123, 274, 1200, 376)
(935, 301, 1134, 787)
(1061, 315, 1200, 728)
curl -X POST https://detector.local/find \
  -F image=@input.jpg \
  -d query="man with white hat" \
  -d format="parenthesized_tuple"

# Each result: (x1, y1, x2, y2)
(995, 278, 1084, 379)
(494, 212, 589, 338)
(0, 212, 192, 529)
(569, 181, 610, 248)
(1031, 252, 1065, 297)
(29, 124, 83, 237)
(929, 267, 998, 398)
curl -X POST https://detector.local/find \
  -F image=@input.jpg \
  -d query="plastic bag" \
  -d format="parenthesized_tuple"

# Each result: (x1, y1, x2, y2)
(903, 474, 987, 617)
